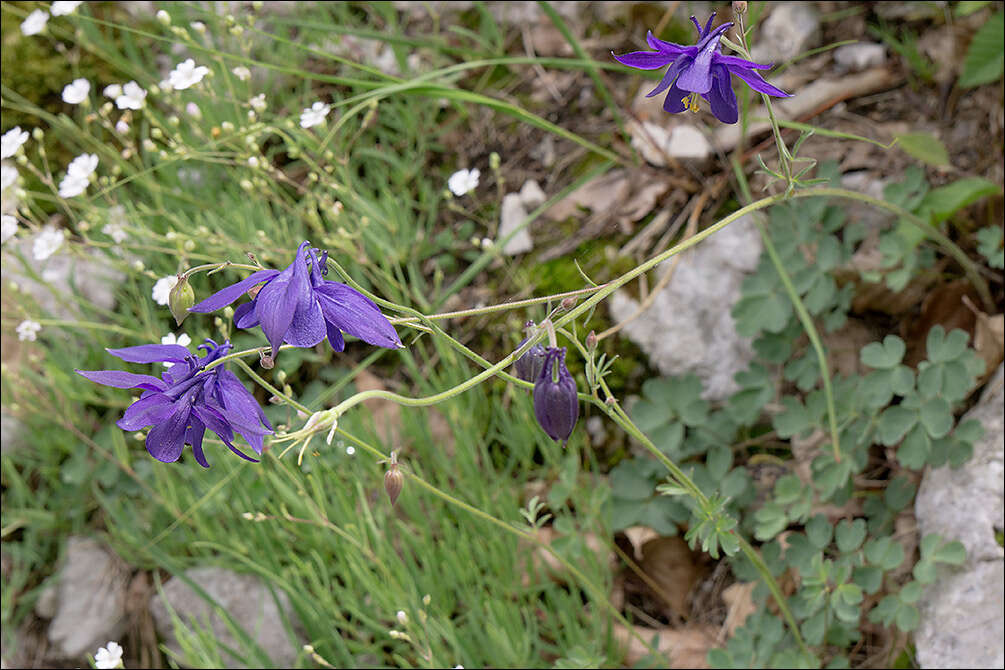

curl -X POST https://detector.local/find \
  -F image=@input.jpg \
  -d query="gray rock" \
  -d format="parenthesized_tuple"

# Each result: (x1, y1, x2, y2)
(47, 537, 129, 659)
(750, 4, 821, 64)
(519, 179, 547, 210)
(4, 232, 125, 321)
(609, 213, 763, 400)
(915, 364, 1005, 669)
(497, 193, 534, 255)
(833, 42, 886, 71)
(150, 567, 302, 668)
(628, 121, 711, 166)
(0, 411, 26, 456)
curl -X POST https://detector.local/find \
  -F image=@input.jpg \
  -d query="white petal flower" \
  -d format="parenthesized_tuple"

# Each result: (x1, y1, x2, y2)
(32, 226, 65, 261)
(94, 641, 123, 670)
(51, 1, 83, 16)
(169, 58, 210, 90)
(16, 320, 42, 342)
(1, 164, 17, 191)
(62, 78, 90, 105)
(58, 175, 88, 198)
(152, 275, 178, 306)
(160, 332, 192, 367)
(1, 215, 18, 244)
(103, 83, 123, 99)
(249, 93, 266, 113)
(115, 119, 130, 134)
(21, 9, 48, 36)
(299, 101, 331, 129)
(1, 126, 30, 159)
(115, 81, 147, 110)
(447, 168, 480, 197)
(67, 153, 99, 179)
(232, 66, 251, 81)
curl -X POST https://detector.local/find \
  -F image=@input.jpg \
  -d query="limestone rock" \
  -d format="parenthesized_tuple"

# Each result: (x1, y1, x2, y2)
(150, 567, 302, 668)
(915, 364, 1005, 669)
(497, 193, 534, 255)
(608, 214, 762, 400)
(750, 4, 821, 64)
(834, 43, 886, 72)
(47, 537, 129, 659)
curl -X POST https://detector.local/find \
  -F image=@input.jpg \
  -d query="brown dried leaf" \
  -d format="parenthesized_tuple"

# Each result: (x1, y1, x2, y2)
(613, 622, 717, 668)
(720, 582, 757, 639)
(638, 536, 706, 619)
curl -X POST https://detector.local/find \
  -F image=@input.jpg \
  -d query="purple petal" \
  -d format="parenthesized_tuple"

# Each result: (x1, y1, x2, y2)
(144, 401, 191, 463)
(254, 242, 312, 355)
(708, 64, 739, 123)
(314, 282, 401, 349)
(189, 269, 280, 314)
(77, 369, 166, 392)
(117, 393, 175, 430)
(325, 320, 345, 353)
(233, 301, 260, 329)
(662, 83, 689, 113)
(716, 54, 773, 70)
(646, 54, 690, 98)
(729, 65, 791, 97)
(191, 404, 235, 445)
(677, 24, 731, 94)
(283, 299, 326, 348)
(215, 369, 273, 433)
(646, 31, 696, 57)
(612, 49, 675, 70)
(186, 417, 210, 468)
(106, 344, 190, 364)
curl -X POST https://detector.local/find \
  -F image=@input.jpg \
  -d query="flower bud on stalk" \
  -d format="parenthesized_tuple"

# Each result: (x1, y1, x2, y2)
(384, 452, 404, 505)
(533, 347, 579, 444)
(586, 330, 597, 352)
(514, 321, 548, 383)
(169, 274, 195, 326)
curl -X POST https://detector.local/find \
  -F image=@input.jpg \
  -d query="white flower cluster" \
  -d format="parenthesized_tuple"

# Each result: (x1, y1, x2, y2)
(58, 153, 98, 198)
(300, 102, 331, 129)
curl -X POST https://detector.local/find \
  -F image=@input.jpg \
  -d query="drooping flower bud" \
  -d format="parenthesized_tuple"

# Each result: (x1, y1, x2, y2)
(514, 321, 547, 383)
(586, 330, 597, 352)
(384, 452, 404, 505)
(168, 274, 195, 326)
(533, 347, 579, 444)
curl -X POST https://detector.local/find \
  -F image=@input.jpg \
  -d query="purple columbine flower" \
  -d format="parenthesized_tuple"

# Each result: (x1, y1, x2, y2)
(613, 13, 791, 124)
(514, 321, 548, 383)
(533, 347, 579, 444)
(77, 339, 272, 467)
(189, 241, 402, 359)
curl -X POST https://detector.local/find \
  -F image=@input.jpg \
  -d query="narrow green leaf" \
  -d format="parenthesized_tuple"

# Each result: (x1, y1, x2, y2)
(958, 12, 1005, 87)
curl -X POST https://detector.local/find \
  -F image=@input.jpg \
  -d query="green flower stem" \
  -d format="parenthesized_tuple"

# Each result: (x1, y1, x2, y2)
(334, 427, 662, 660)
(232, 358, 311, 414)
(757, 223, 842, 463)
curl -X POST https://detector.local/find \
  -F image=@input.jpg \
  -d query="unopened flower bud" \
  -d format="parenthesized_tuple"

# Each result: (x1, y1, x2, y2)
(489, 152, 501, 170)
(533, 347, 578, 444)
(156, 9, 171, 24)
(732, 1, 748, 15)
(384, 456, 404, 506)
(260, 352, 274, 369)
(514, 335, 547, 383)
(586, 330, 597, 351)
(560, 296, 576, 311)
(169, 274, 195, 326)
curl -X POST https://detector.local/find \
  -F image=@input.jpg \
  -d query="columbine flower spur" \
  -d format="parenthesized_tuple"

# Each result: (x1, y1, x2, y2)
(77, 339, 272, 466)
(533, 347, 579, 444)
(613, 13, 791, 124)
(189, 241, 402, 360)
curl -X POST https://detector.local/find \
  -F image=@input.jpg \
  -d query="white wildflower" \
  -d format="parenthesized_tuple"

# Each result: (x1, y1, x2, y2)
(102, 223, 127, 243)
(396, 610, 408, 626)
(169, 58, 210, 90)
(103, 83, 123, 99)
(152, 275, 178, 306)
(447, 168, 480, 197)
(62, 78, 90, 105)
(58, 153, 98, 198)
(93, 641, 123, 669)
(232, 65, 251, 81)
(160, 332, 192, 367)
(1, 164, 17, 191)
(115, 81, 147, 110)
(346, 445, 355, 456)
(115, 119, 129, 134)
(249, 93, 266, 112)
(300, 101, 330, 129)
(185, 102, 202, 119)
(16, 320, 42, 342)
(51, 1, 83, 16)
(32, 226, 64, 261)
(21, 9, 48, 36)
(1, 215, 18, 244)
(1, 126, 29, 159)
